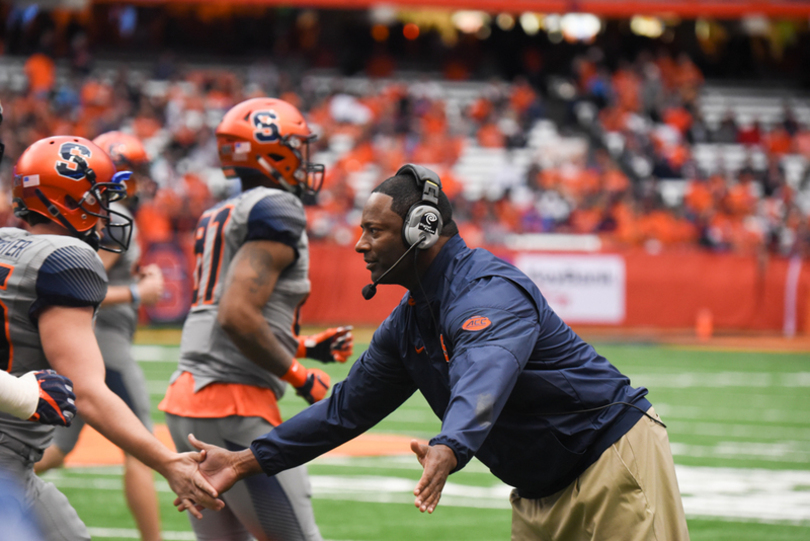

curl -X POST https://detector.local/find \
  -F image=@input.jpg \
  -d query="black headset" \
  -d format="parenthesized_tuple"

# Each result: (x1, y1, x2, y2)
(398, 163, 444, 250)
(361, 164, 445, 300)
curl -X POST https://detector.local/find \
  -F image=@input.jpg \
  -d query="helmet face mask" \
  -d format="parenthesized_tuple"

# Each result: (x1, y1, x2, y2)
(12, 136, 133, 253)
(216, 98, 325, 200)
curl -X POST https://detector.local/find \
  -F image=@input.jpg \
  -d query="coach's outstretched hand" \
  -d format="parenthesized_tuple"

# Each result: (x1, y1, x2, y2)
(297, 326, 354, 363)
(411, 440, 457, 514)
(174, 434, 263, 514)
(163, 450, 225, 519)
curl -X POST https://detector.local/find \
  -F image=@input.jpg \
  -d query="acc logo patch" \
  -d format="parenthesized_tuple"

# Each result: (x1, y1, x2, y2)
(252, 110, 281, 143)
(55, 142, 92, 180)
(462, 316, 491, 331)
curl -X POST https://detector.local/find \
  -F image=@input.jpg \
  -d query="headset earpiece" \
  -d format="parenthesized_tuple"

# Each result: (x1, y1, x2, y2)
(397, 164, 443, 249)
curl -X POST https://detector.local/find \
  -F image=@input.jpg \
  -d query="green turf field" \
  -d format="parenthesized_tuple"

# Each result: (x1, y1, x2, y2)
(39, 341, 810, 540)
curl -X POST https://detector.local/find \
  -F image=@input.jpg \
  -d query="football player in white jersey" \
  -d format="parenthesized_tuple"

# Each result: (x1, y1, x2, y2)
(2, 135, 221, 541)
(160, 97, 352, 541)
(35, 132, 165, 541)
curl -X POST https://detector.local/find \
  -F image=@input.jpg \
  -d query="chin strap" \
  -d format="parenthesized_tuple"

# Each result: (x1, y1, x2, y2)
(31, 189, 100, 250)
(33, 189, 83, 237)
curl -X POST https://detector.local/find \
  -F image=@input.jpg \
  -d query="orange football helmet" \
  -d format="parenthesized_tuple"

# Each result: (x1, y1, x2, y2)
(215, 97, 324, 198)
(12, 136, 133, 252)
(92, 131, 150, 199)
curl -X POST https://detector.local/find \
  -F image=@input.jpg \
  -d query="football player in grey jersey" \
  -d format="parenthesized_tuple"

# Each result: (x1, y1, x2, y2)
(35, 132, 165, 541)
(0, 100, 77, 429)
(3, 135, 222, 541)
(160, 97, 352, 541)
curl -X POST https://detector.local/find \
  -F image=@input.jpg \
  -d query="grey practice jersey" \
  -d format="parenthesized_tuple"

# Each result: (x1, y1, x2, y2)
(96, 203, 140, 337)
(0, 229, 107, 451)
(177, 187, 310, 398)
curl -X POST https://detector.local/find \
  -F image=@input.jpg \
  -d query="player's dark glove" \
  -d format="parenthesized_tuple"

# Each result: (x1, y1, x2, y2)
(26, 370, 76, 427)
(281, 359, 331, 405)
(296, 326, 354, 363)
(294, 368, 331, 405)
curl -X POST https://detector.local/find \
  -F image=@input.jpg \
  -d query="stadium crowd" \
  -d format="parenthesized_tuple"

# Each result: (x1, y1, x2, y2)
(1, 43, 809, 260)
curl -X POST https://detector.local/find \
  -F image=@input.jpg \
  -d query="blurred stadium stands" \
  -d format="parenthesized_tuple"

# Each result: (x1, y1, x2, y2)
(1, 3, 809, 329)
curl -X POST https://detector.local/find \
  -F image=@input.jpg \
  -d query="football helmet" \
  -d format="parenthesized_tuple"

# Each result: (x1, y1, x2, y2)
(216, 97, 324, 199)
(92, 131, 150, 199)
(12, 136, 133, 252)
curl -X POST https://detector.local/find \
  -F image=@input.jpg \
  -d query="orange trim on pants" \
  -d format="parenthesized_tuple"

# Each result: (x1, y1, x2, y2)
(158, 371, 283, 427)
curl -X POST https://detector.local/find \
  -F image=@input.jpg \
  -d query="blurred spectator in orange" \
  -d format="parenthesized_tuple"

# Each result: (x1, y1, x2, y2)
(794, 123, 810, 158)
(477, 117, 505, 148)
(24, 53, 56, 98)
(725, 170, 758, 217)
(468, 97, 493, 124)
(684, 178, 715, 217)
(763, 124, 792, 156)
(663, 102, 692, 136)
(612, 60, 641, 113)
(136, 189, 178, 245)
(673, 53, 704, 102)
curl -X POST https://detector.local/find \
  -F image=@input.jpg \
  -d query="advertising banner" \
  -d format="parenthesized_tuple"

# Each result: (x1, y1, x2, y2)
(514, 253, 626, 324)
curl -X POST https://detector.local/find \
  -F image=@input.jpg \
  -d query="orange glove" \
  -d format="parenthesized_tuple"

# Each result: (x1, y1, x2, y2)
(281, 359, 331, 404)
(296, 326, 354, 363)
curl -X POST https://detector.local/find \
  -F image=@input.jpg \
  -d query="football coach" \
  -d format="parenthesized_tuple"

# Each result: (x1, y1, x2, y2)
(183, 164, 690, 541)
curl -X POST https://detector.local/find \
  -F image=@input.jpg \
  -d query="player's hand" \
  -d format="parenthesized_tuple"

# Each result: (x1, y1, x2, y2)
(411, 441, 457, 514)
(163, 449, 224, 519)
(174, 434, 264, 515)
(298, 326, 354, 363)
(294, 368, 331, 404)
(25, 370, 76, 427)
(137, 264, 164, 306)
(188, 434, 242, 496)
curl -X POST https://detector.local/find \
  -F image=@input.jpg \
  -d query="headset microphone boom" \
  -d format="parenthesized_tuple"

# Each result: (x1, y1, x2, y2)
(362, 234, 426, 300)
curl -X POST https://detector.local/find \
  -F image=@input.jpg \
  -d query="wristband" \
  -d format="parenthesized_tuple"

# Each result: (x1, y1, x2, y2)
(0, 371, 39, 420)
(130, 283, 141, 308)
(280, 358, 308, 388)
(295, 336, 307, 358)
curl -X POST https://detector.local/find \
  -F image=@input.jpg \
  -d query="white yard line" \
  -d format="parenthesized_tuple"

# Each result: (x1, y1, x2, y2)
(133, 345, 178, 362)
(628, 372, 810, 388)
(87, 528, 352, 541)
(670, 441, 810, 462)
(88, 528, 195, 540)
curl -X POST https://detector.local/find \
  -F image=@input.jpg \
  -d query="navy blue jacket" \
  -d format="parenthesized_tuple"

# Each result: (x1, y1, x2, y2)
(252, 235, 651, 498)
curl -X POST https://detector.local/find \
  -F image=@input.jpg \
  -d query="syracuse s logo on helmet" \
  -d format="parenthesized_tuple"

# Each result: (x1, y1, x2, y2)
(104, 142, 126, 162)
(462, 316, 492, 331)
(252, 110, 281, 143)
(55, 142, 92, 180)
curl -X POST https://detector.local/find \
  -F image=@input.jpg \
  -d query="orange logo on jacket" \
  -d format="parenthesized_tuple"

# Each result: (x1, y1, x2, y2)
(462, 316, 491, 331)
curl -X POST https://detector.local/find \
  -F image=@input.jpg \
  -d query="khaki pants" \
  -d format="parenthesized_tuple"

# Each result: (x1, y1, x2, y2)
(510, 407, 689, 541)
